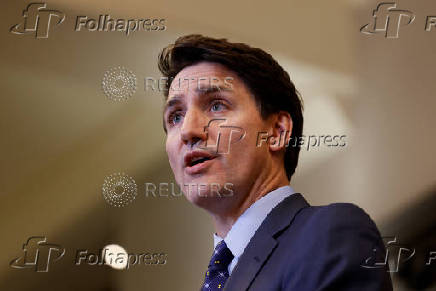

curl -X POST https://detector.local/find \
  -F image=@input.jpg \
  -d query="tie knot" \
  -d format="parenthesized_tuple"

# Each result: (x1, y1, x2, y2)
(208, 241, 234, 270)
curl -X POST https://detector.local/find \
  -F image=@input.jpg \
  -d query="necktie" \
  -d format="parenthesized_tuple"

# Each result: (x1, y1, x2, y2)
(201, 240, 234, 290)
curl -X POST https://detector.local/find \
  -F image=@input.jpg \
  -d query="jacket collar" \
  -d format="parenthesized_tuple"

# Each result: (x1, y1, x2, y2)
(223, 193, 310, 291)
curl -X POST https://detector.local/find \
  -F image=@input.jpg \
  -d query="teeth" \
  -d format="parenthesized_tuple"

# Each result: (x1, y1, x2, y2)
(192, 157, 205, 163)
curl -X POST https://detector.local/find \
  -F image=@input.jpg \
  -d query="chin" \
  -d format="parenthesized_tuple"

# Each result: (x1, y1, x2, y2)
(181, 183, 215, 199)
(181, 179, 235, 207)
(184, 190, 228, 214)
(184, 190, 210, 206)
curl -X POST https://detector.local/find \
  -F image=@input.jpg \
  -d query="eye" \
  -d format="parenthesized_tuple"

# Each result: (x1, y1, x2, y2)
(167, 111, 183, 126)
(210, 100, 227, 112)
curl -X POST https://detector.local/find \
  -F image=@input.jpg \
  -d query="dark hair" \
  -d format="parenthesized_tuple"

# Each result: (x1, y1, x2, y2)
(158, 34, 303, 180)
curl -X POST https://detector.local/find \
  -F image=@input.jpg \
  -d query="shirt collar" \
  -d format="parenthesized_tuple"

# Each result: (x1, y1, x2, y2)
(213, 185, 295, 258)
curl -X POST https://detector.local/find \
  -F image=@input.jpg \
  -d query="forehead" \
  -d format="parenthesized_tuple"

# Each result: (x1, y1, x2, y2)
(168, 62, 239, 96)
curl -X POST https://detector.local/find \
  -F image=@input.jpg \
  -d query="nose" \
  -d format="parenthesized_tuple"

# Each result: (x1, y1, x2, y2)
(180, 108, 207, 148)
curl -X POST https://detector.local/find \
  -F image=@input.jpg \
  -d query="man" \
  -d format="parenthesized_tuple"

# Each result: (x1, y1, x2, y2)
(159, 34, 392, 290)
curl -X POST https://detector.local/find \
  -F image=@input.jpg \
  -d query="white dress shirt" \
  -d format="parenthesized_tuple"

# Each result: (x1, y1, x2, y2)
(213, 185, 295, 274)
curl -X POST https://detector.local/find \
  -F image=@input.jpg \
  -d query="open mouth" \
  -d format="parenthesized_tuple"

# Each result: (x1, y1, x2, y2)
(184, 151, 217, 174)
(189, 156, 212, 167)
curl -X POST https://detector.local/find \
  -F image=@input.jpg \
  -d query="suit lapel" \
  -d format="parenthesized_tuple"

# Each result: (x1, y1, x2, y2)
(223, 193, 310, 291)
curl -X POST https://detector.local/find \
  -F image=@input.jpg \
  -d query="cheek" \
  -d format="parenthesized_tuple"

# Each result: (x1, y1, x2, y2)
(165, 136, 178, 170)
(229, 120, 268, 164)
(226, 129, 258, 165)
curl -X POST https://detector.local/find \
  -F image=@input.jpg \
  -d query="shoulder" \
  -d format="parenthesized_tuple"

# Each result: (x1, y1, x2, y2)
(278, 202, 392, 289)
(290, 201, 381, 235)
(274, 201, 386, 269)
(276, 201, 385, 258)
(290, 202, 384, 252)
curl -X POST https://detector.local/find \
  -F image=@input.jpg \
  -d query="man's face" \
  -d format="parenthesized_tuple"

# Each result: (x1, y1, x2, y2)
(164, 62, 273, 211)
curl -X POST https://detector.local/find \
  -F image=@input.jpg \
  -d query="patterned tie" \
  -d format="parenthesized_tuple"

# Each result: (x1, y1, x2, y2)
(201, 240, 234, 290)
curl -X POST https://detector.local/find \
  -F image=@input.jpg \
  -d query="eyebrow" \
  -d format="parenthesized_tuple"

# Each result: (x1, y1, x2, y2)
(164, 96, 181, 111)
(194, 85, 233, 95)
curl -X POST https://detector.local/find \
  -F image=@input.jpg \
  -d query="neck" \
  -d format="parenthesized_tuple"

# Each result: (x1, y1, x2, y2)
(211, 169, 289, 238)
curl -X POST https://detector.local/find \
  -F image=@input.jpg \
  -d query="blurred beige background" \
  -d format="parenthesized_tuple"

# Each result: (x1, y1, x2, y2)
(1, 0, 435, 290)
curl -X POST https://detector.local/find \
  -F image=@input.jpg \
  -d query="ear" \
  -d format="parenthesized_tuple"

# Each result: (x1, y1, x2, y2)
(269, 111, 293, 152)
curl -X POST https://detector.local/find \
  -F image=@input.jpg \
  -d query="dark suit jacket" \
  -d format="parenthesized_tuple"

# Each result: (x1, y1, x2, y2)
(223, 193, 393, 291)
